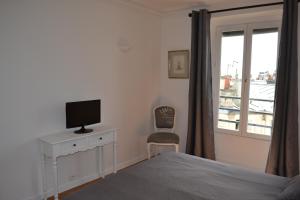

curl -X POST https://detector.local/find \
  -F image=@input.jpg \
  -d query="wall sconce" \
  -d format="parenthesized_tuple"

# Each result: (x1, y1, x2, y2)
(117, 38, 132, 53)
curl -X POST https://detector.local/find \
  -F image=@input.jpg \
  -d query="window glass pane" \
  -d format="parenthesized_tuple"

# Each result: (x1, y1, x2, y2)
(247, 28, 279, 136)
(218, 31, 244, 131)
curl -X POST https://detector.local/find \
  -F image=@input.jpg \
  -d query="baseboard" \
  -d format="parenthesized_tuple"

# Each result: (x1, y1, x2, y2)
(103, 153, 146, 175)
(25, 153, 147, 200)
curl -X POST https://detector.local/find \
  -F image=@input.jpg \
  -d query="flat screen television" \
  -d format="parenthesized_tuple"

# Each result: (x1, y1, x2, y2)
(66, 99, 101, 134)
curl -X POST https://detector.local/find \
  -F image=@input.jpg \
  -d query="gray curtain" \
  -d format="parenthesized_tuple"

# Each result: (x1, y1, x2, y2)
(186, 10, 215, 160)
(266, 0, 299, 177)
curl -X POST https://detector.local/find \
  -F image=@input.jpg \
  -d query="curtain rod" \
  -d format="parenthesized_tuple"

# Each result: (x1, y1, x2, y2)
(188, 1, 299, 17)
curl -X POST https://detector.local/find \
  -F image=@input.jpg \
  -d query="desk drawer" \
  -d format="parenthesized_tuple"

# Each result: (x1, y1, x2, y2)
(56, 139, 88, 156)
(88, 133, 114, 147)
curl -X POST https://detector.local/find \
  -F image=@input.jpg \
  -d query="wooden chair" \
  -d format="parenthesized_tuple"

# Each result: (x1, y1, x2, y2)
(147, 106, 179, 159)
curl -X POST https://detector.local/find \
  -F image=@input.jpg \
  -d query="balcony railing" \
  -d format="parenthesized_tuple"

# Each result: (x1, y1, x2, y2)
(218, 119, 272, 129)
(220, 95, 274, 103)
(218, 95, 273, 129)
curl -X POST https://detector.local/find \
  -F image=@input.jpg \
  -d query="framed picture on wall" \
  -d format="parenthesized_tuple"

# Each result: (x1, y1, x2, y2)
(168, 50, 189, 79)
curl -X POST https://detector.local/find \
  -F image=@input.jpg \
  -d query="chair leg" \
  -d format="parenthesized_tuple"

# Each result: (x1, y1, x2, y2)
(175, 144, 179, 153)
(147, 143, 151, 159)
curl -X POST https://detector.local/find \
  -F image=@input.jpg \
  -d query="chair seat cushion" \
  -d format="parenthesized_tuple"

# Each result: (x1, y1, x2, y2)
(147, 132, 179, 144)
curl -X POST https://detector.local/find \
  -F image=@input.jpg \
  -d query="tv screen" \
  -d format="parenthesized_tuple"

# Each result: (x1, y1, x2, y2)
(66, 99, 101, 133)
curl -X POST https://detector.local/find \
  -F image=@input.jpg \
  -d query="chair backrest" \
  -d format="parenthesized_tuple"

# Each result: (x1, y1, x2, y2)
(153, 106, 176, 133)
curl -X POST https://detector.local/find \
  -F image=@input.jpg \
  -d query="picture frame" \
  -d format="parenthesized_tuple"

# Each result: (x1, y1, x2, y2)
(168, 50, 189, 79)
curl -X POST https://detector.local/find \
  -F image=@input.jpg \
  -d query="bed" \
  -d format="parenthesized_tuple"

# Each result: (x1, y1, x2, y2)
(64, 152, 300, 200)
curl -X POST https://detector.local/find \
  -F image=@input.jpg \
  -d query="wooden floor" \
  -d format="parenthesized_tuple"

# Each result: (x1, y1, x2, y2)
(47, 177, 103, 200)
(47, 159, 146, 200)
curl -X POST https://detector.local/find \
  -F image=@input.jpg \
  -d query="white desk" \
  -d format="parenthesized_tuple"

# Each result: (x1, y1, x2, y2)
(39, 126, 117, 200)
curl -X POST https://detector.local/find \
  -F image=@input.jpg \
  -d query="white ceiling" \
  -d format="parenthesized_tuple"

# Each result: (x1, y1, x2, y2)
(126, 0, 281, 13)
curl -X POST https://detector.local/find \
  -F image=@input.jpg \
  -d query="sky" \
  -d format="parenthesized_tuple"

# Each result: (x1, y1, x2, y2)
(220, 31, 279, 79)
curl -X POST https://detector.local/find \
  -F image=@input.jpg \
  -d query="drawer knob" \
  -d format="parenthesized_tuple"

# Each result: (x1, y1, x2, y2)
(73, 144, 77, 147)
(99, 137, 103, 140)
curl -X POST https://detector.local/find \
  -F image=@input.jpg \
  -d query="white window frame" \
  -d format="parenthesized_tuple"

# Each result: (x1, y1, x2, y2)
(214, 21, 281, 140)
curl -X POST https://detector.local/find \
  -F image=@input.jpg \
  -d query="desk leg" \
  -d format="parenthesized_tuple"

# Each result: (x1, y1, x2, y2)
(113, 141, 117, 173)
(40, 154, 47, 200)
(100, 146, 105, 178)
(97, 146, 104, 178)
(52, 158, 59, 200)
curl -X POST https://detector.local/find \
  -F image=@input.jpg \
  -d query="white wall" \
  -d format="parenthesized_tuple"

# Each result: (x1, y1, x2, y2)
(0, 0, 161, 199)
(160, 7, 300, 171)
(1, 1, 299, 199)
(160, 11, 191, 152)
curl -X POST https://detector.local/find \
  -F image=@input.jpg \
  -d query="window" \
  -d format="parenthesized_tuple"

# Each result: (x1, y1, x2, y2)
(216, 22, 280, 139)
